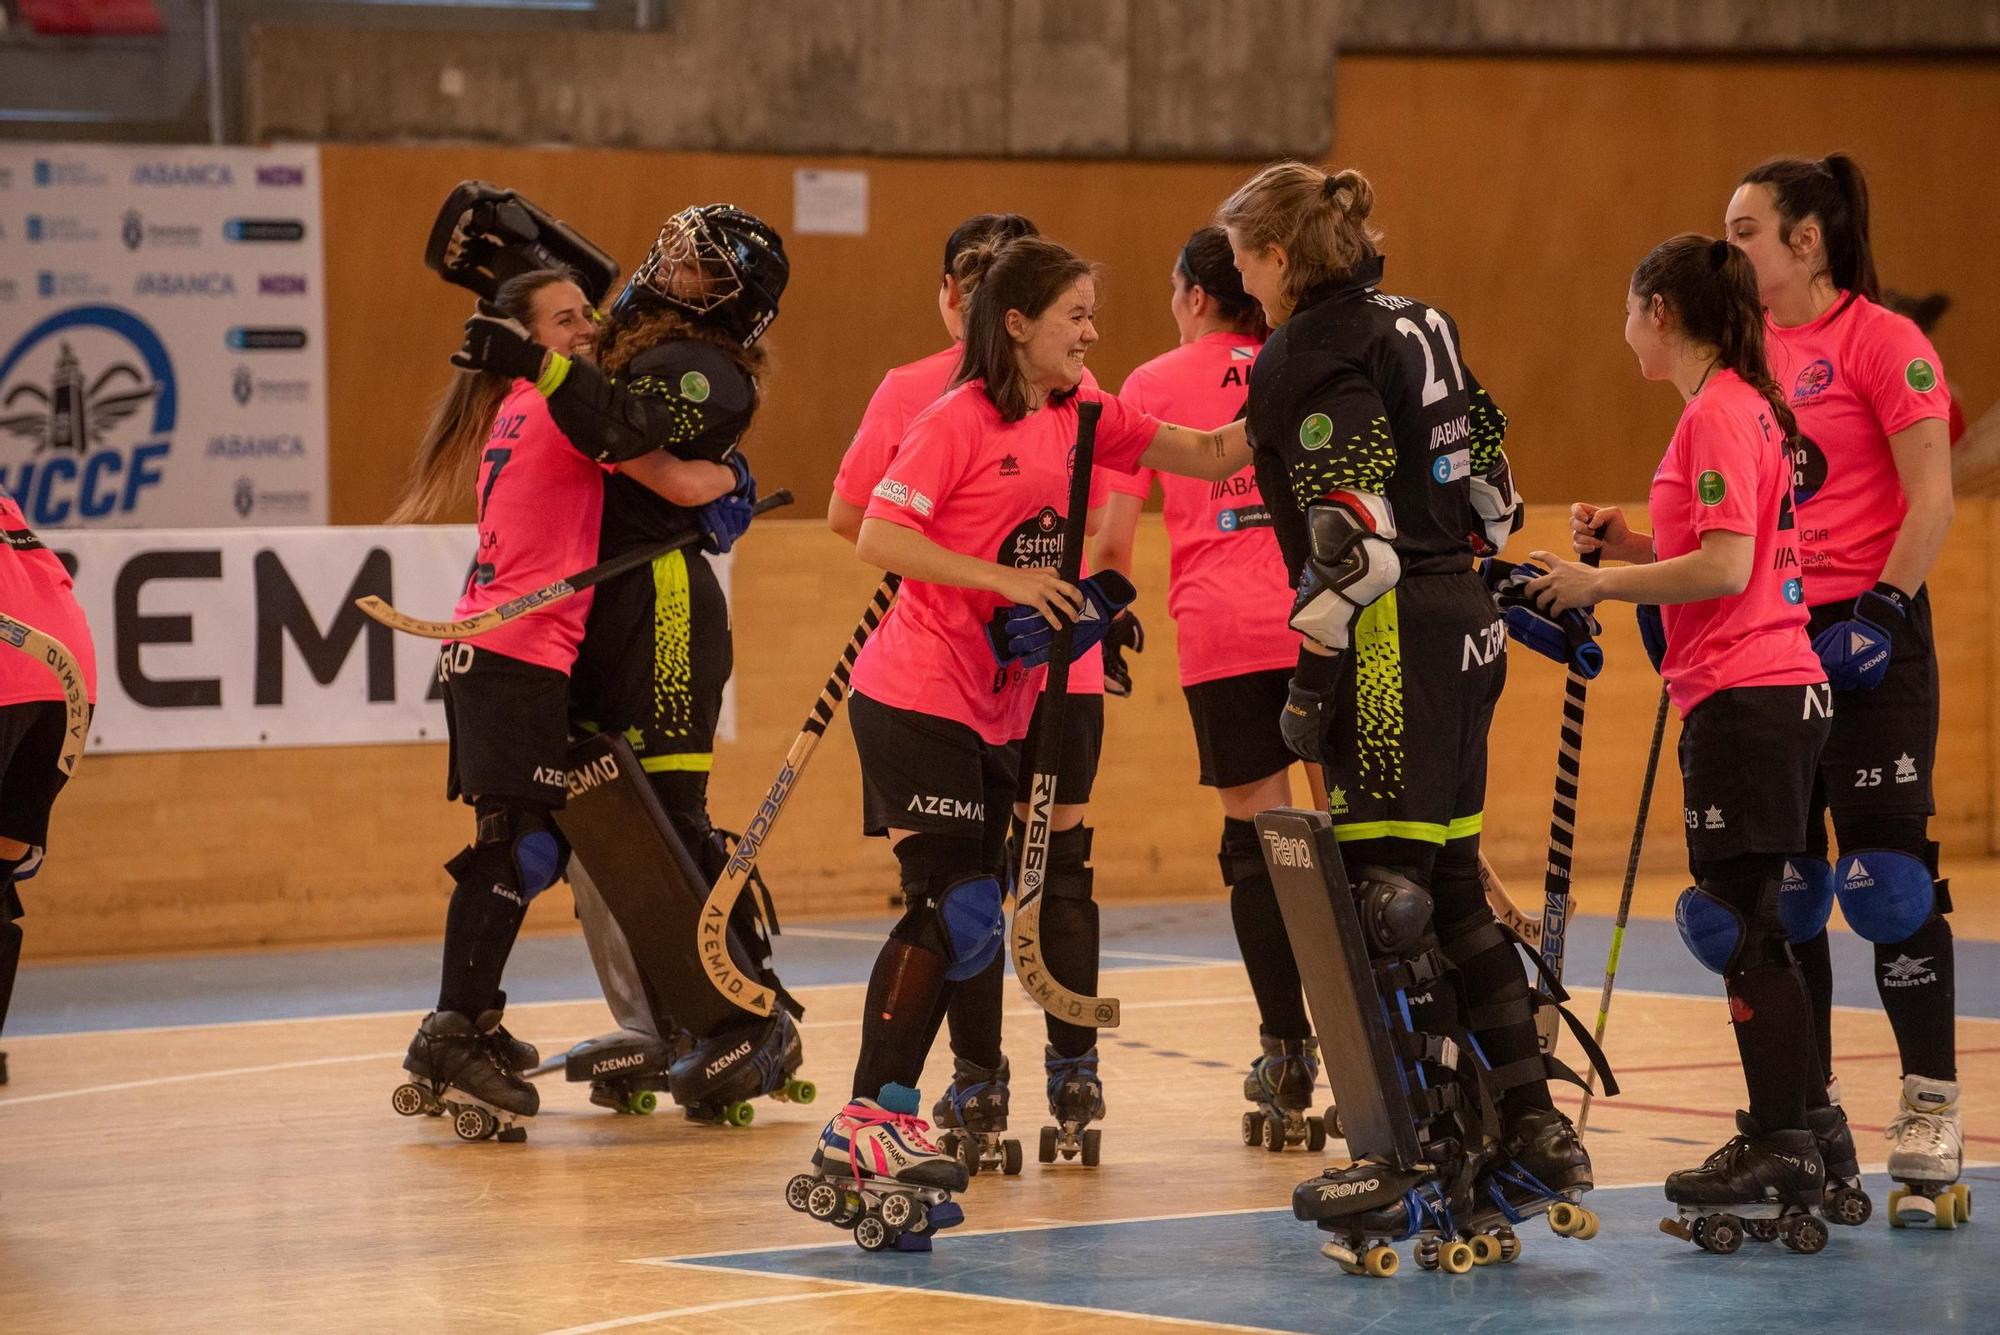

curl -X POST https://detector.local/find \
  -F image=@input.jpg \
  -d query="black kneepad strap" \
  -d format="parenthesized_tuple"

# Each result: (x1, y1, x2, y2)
(1218, 817, 1265, 887)
(448, 799, 568, 901)
(1047, 825, 1094, 899)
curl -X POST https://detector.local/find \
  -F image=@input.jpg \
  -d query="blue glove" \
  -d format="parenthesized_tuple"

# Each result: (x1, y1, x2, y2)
(696, 453, 757, 555)
(999, 571, 1139, 669)
(1481, 558, 1605, 679)
(1811, 584, 1908, 691)
(1636, 604, 1666, 674)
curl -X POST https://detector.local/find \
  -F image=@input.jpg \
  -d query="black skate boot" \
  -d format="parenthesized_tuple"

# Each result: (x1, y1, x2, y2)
(1661, 1112, 1830, 1255)
(1807, 1101, 1873, 1228)
(1293, 1159, 1479, 1276)
(1243, 1034, 1327, 1153)
(476, 992, 539, 1074)
(393, 1010, 537, 1142)
(1039, 1045, 1104, 1167)
(1462, 1106, 1599, 1264)
(668, 1009, 814, 1126)
(934, 1056, 1021, 1177)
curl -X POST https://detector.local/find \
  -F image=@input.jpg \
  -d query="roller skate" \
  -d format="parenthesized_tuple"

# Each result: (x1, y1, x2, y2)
(392, 1010, 536, 1142)
(1242, 1034, 1327, 1153)
(1039, 1044, 1103, 1166)
(1293, 1159, 1476, 1277)
(477, 992, 540, 1074)
(1805, 1100, 1873, 1227)
(529, 1029, 677, 1115)
(1659, 1112, 1829, 1255)
(783, 1082, 968, 1252)
(669, 1009, 814, 1127)
(1886, 1075, 1970, 1229)
(933, 1056, 1022, 1177)
(1460, 1107, 1599, 1264)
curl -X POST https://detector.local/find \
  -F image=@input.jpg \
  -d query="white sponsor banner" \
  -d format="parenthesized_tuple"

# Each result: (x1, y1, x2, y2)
(0, 144, 329, 528)
(49, 526, 735, 755)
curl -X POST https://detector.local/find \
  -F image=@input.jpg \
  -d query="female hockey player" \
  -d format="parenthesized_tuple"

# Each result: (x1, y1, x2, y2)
(826, 213, 1114, 1177)
(1532, 233, 1842, 1256)
(1726, 155, 1965, 1230)
(1090, 226, 1330, 1154)
(0, 482, 96, 1088)
(788, 233, 1259, 1250)
(1215, 161, 1597, 1272)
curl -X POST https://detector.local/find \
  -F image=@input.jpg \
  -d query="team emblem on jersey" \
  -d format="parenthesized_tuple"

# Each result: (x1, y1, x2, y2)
(1783, 577, 1804, 604)
(1794, 358, 1835, 401)
(1697, 470, 1726, 505)
(997, 505, 1065, 569)
(678, 370, 710, 402)
(1905, 358, 1938, 393)
(1298, 412, 1333, 450)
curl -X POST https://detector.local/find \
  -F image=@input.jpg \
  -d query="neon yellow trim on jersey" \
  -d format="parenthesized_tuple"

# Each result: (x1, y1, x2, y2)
(535, 353, 571, 397)
(640, 752, 713, 774)
(652, 550, 695, 742)
(1329, 812, 1484, 846)
(1351, 589, 1405, 800)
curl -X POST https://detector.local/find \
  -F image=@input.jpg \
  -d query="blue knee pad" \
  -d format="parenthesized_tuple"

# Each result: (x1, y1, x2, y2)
(1834, 849, 1934, 943)
(1676, 885, 1746, 975)
(1778, 857, 1833, 943)
(937, 875, 1004, 981)
(464, 800, 566, 902)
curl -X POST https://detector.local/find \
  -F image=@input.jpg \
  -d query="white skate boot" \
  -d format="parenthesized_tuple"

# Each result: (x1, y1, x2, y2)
(1885, 1074, 1969, 1229)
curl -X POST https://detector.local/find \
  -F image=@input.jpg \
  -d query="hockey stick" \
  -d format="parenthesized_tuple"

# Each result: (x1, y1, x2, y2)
(1577, 683, 1669, 1131)
(698, 573, 902, 1016)
(1478, 854, 1542, 950)
(356, 490, 794, 640)
(1533, 548, 1600, 1055)
(0, 612, 88, 778)
(1012, 400, 1121, 1029)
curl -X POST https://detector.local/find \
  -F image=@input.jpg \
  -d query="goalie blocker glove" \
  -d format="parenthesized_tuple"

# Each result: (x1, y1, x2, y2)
(1287, 490, 1399, 653)
(450, 309, 546, 383)
(993, 571, 1138, 669)
(1810, 584, 1908, 692)
(1480, 557, 1605, 679)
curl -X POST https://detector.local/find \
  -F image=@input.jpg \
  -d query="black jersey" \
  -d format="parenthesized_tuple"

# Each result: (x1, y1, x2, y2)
(1246, 257, 1508, 581)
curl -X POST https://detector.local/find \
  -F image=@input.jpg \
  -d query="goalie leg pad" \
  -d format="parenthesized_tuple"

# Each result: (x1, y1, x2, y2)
(1833, 849, 1935, 944)
(1778, 856, 1834, 943)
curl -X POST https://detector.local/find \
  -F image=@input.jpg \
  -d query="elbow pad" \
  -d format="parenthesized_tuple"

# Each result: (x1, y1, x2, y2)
(1468, 453, 1523, 556)
(1289, 490, 1400, 652)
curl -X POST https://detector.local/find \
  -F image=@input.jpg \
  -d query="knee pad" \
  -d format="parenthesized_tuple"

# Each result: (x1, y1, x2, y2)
(1048, 825, 1094, 898)
(1834, 850, 1935, 943)
(1778, 857, 1834, 943)
(450, 799, 566, 902)
(893, 834, 1002, 981)
(936, 875, 1005, 981)
(1677, 880, 1788, 976)
(1218, 817, 1264, 887)
(1355, 866, 1434, 957)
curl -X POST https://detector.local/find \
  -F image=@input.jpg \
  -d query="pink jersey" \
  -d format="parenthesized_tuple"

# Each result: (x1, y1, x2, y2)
(849, 383, 1158, 744)
(0, 487, 97, 706)
(1764, 293, 1950, 604)
(1109, 332, 1297, 686)
(1648, 370, 1823, 715)
(452, 381, 608, 674)
(836, 349, 1109, 693)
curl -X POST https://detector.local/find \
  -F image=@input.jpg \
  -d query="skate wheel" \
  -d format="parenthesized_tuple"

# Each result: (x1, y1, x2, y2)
(854, 1215, 891, 1252)
(1325, 1105, 1343, 1139)
(1934, 1192, 1960, 1230)
(1002, 1139, 1024, 1176)
(1743, 1218, 1779, 1243)
(1081, 1127, 1102, 1168)
(1306, 1116, 1327, 1154)
(833, 1193, 863, 1228)
(1497, 1229, 1521, 1264)
(785, 1174, 816, 1213)
(1038, 1126, 1057, 1164)
(1241, 1110, 1262, 1147)
(1704, 1215, 1743, 1255)
(722, 1101, 755, 1128)
(1362, 1244, 1400, 1278)
(1261, 1115, 1285, 1153)
(1468, 1233, 1502, 1266)
(1783, 1214, 1829, 1254)
(1888, 1186, 1911, 1228)
(1414, 1238, 1440, 1271)
(1574, 1207, 1600, 1241)
(1825, 1186, 1872, 1227)
(806, 1181, 842, 1221)
(1547, 1202, 1583, 1236)
(1437, 1240, 1474, 1274)
(1952, 1183, 1971, 1220)
(391, 1084, 428, 1118)
(880, 1193, 918, 1230)
(628, 1090, 658, 1116)
(787, 1077, 817, 1105)
(453, 1107, 494, 1142)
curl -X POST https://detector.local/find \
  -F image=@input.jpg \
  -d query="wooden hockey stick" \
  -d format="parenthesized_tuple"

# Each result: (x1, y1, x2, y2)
(1479, 854, 1542, 949)
(357, 490, 793, 640)
(1012, 401, 1121, 1029)
(0, 612, 88, 778)
(698, 573, 901, 1016)
(1578, 683, 1669, 1131)
(1533, 548, 1600, 1055)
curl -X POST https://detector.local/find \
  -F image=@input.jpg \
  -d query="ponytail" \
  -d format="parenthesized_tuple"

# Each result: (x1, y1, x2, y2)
(1176, 224, 1269, 338)
(1631, 233, 1798, 444)
(1741, 153, 1879, 301)
(1217, 161, 1383, 306)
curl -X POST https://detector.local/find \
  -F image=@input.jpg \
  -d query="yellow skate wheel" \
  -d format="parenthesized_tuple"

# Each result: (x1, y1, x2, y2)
(1548, 1202, 1582, 1236)
(1952, 1184, 1972, 1220)
(1935, 1192, 1959, 1230)
(1362, 1245, 1400, 1278)
(1438, 1240, 1474, 1274)
(1575, 1209, 1601, 1241)
(723, 1101, 756, 1128)
(1888, 1186, 1909, 1228)
(1468, 1233, 1502, 1265)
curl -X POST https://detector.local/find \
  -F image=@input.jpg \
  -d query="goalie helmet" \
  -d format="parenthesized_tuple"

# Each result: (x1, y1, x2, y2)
(609, 204, 789, 347)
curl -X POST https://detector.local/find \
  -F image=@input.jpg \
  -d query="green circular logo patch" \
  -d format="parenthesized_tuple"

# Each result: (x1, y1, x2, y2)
(1299, 412, 1333, 450)
(1905, 358, 1938, 393)
(1697, 470, 1727, 506)
(679, 371, 711, 403)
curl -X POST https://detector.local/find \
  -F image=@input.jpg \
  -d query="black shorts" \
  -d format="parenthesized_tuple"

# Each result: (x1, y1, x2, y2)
(438, 642, 570, 807)
(570, 548, 731, 785)
(1677, 682, 1832, 869)
(1324, 570, 1504, 846)
(1184, 668, 1296, 789)
(850, 691, 1017, 855)
(0, 700, 83, 847)
(1015, 692, 1102, 806)
(1806, 586, 1938, 819)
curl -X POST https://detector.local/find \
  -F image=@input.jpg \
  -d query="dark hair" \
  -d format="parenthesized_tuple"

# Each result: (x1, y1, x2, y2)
(1176, 225, 1269, 339)
(1217, 161, 1381, 306)
(943, 213, 1037, 278)
(1741, 154, 1879, 301)
(390, 268, 578, 523)
(598, 303, 767, 393)
(1631, 234, 1798, 445)
(950, 235, 1097, 423)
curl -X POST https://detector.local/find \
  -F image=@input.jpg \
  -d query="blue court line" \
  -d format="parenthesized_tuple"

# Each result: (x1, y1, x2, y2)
(10, 903, 2000, 1036)
(672, 1171, 1997, 1335)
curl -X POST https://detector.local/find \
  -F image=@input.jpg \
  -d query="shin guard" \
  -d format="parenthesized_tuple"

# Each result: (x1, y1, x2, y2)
(1041, 825, 1100, 1058)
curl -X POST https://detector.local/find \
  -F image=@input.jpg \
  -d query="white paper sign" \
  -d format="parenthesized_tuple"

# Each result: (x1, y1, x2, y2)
(792, 168, 869, 237)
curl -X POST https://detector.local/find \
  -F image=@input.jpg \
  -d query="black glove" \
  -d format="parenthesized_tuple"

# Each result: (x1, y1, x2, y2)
(1101, 609, 1144, 698)
(451, 308, 546, 381)
(1280, 645, 1341, 764)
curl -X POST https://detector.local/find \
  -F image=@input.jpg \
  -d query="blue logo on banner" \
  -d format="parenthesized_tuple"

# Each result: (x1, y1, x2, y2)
(0, 306, 177, 523)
